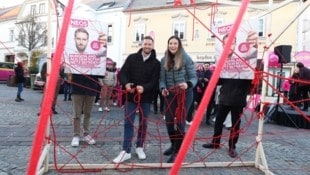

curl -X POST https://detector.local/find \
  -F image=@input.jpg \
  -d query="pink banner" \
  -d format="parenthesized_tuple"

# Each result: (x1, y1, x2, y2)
(294, 51, 310, 67)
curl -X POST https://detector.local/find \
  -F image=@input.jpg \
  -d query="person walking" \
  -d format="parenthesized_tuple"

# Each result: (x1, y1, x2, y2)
(14, 62, 26, 102)
(112, 36, 160, 163)
(159, 35, 197, 163)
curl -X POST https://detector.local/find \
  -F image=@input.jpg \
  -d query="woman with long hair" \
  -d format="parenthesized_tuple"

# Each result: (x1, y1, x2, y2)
(159, 35, 197, 163)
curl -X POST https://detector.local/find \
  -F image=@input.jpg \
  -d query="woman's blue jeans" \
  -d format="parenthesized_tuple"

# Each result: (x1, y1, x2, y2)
(17, 83, 24, 96)
(122, 101, 151, 153)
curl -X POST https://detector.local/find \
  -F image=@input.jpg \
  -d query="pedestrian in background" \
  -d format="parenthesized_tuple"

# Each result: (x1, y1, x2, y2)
(113, 36, 160, 163)
(288, 70, 301, 107)
(98, 59, 117, 112)
(159, 35, 197, 163)
(62, 70, 72, 101)
(39, 60, 61, 115)
(14, 62, 26, 102)
(281, 79, 290, 98)
(295, 62, 310, 111)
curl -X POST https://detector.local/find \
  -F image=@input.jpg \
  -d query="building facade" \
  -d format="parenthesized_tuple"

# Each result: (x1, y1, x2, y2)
(0, 0, 309, 96)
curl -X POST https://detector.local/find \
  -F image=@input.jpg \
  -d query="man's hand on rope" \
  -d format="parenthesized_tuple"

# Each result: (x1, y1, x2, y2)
(136, 85, 144, 94)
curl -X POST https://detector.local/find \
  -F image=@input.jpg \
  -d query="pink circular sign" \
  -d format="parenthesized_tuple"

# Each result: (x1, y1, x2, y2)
(238, 42, 250, 53)
(90, 40, 100, 51)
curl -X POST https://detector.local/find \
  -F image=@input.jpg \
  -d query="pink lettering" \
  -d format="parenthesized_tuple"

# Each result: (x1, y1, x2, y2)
(70, 19, 88, 28)
(69, 54, 100, 68)
(218, 24, 233, 35)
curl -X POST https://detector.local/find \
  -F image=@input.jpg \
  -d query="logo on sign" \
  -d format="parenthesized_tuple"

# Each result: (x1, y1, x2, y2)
(71, 19, 88, 28)
(238, 42, 250, 53)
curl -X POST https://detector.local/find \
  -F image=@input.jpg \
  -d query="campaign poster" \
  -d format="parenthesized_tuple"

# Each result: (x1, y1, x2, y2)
(64, 4, 108, 76)
(214, 18, 259, 80)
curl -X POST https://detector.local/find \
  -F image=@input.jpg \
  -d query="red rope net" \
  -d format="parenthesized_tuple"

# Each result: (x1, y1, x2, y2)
(19, 0, 310, 174)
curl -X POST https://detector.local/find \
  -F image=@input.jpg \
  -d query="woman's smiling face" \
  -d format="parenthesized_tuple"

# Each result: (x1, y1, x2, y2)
(168, 38, 179, 54)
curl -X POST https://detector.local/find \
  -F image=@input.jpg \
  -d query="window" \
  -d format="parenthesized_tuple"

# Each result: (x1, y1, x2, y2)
(56, 3, 64, 16)
(9, 29, 14, 42)
(18, 31, 25, 46)
(194, 29, 199, 40)
(39, 3, 45, 14)
(30, 5, 36, 15)
(107, 24, 113, 43)
(134, 24, 145, 42)
(210, 18, 224, 38)
(173, 21, 186, 39)
(258, 17, 265, 37)
(41, 32, 47, 46)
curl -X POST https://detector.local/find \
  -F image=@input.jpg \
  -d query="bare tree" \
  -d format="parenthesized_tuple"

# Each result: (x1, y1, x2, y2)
(15, 15, 47, 51)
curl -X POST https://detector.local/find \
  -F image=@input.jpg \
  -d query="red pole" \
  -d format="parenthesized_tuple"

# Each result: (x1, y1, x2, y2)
(170, 0, 251, 174)
(27, 0, 74, 174)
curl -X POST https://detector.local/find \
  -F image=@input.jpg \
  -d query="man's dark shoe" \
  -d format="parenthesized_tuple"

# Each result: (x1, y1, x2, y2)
(167, 153, 177, 163)
(228, 149, 238, 158)
(302, 108, 308, 111)
(163, 146, 174, 156)
(52, 110, 58, 114)
(202, 143, 220, 149)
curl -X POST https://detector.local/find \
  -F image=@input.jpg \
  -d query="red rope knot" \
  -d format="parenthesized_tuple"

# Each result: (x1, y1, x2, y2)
(252, 70, 262, 86)
(133, 88, 141, 104)
(169, 86, 186, 123)
(45, 136, 51, 144)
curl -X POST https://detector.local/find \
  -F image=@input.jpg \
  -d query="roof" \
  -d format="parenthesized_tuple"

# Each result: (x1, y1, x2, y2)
(124, 0, 188, 11)
(0, 5, 21, 21)
(81, 0, 131, 11)
(123, 0, 286, 12)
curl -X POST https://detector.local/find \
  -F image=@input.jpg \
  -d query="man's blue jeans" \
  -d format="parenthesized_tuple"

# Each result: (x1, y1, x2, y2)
(122, 101, 150, 153)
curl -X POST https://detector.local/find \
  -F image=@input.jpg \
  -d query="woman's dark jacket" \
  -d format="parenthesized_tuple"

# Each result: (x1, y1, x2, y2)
(14, 65, 26, 84)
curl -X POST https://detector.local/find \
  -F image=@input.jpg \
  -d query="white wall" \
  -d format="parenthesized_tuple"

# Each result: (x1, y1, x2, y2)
(0, 19, 19, 62)
(96, 9, 126, 68)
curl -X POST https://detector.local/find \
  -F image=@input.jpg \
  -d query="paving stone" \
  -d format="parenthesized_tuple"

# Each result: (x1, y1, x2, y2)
(0, 84, 309, 175)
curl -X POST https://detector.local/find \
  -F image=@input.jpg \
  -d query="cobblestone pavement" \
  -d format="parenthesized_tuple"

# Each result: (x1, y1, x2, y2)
(0, 83, 309, 175)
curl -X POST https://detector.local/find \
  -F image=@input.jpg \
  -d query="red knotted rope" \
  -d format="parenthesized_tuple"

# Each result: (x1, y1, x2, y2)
(171, 88, 186, 124)
(170, 0, 251, 174)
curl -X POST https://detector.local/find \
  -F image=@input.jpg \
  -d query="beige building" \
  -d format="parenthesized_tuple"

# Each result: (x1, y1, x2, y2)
(122, 0, 309, 96)
(123, 0, 306, 64)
